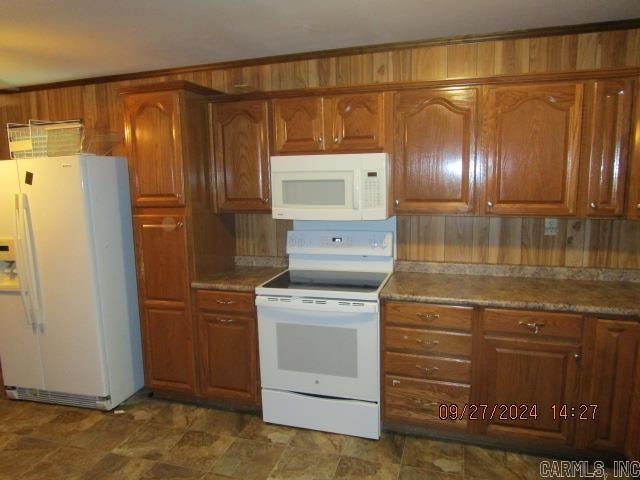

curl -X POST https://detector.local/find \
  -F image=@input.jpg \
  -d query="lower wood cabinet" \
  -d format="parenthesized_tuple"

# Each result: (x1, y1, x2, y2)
(195, 290, 260, 406)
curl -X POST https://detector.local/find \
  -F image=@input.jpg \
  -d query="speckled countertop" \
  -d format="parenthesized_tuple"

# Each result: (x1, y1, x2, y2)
(191, 267, 285, 292)
(381, 272, 640, 318)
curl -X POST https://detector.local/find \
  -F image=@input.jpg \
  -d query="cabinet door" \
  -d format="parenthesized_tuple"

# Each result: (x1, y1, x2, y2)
(143, 306, 196, 393)
(134, 215, 188, 303)
(483, 82, 582, 216)
(627, 80, 640, 221)
(394, 88, 477, 213)
(213, 101, 270, 211)
(581, 320, 640, 451)
(478, 321, 581, 444)
(626, 351, 640, 460)
(124, 92, 185, 207)
(580, 79, 633, 217)
(198, 312, 259, 404)
(326, 93, 384, 151)
(272, 97, 324, 153)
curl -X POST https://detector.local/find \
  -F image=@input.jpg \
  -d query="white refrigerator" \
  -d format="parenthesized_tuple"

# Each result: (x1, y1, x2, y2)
(0, 155, 143, 410)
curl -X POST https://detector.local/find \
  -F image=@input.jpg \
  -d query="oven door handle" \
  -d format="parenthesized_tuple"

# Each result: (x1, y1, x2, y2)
(256, 296, 378, 314)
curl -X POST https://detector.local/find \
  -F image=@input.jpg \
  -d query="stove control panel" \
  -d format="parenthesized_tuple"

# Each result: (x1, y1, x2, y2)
(287, 230, 393, 256)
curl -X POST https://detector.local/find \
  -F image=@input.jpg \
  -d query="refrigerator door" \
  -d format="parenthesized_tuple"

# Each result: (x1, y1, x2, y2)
(17, 155, 108, 396)
(0, 160, 45, 390)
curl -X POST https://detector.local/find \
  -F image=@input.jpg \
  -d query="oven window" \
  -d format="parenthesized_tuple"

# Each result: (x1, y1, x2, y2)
(282, 179, 346, 206)
(276, 323, 357, 378)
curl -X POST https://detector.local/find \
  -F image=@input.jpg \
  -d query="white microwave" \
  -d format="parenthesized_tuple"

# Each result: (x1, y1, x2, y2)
(270, 153, 389, 221)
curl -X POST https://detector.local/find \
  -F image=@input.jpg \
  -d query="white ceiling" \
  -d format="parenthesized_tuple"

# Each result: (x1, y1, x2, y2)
(1, 0, 639, 89)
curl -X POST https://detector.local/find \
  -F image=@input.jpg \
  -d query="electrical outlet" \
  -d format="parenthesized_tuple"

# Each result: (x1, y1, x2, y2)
(544, 218, 559, 236)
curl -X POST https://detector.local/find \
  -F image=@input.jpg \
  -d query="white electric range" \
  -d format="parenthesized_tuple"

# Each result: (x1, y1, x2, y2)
(255, 226, 394, 439)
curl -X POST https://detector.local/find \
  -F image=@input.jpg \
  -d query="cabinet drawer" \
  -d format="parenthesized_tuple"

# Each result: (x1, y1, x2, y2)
(384, 302, 473, 331)
(483, 309, 583, 340)
(385, 352, 471, 383)
(386, 327, 471, 357)
(196, 290, 254, 314)
(384, 375, 469, 429)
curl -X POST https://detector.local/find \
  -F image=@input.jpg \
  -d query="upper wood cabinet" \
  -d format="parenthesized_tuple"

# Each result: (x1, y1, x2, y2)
(124, 91, 186, 207)
(579, 79, 634, 217)
(628, 79, 640, 221)
(482, 82, 583, 216)
(213, 100, 270, 212)
(271, 93, 385, 154)
(579, 319, 640, 452)
(394, 88, 477, 214)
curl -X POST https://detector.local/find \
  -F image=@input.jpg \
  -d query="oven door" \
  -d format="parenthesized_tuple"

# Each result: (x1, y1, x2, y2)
(256, 297, 379, 402)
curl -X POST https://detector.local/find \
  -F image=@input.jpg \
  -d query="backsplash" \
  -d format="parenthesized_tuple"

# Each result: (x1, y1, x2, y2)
(234, 214, 640, 270)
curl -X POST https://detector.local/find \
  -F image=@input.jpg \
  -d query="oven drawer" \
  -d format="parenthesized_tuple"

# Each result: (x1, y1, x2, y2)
(385, 327, 471, 357)
(384, 375, 470, 429)
(384, 352, 471, 383)
(196, 290, 254, 314)
(483, 309, 583, 340)
(384, 302, 473, 331)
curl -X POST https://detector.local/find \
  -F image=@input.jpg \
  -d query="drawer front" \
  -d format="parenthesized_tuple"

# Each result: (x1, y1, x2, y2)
(385, 352, 471, 383)
(483, 309, 583, 340)
(384, 375, 469, 429)
(196, 290, 254, 314)
(384, 302, 473, 331)
(385, 327, 471, 357)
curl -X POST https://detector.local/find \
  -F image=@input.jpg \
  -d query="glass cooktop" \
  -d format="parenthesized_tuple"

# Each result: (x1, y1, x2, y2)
(261, 269, 389, 293)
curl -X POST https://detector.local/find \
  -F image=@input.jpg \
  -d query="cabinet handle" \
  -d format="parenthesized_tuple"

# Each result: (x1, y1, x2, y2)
(218, 318, 235, 323)
(415, 365, 440, 375)
(413, 399, 439, 411)
(317, 136, 323, 145)
(518, 321, 546, 334)
(416, 312, 440, 321)
(215, 299, 235, 305)
(416, 339, 440, 347)
(334, 137, 339, 144)
(487, 201, 494, 208)
(589, 202, 598, 210)
(175, 221, 184, 229)
(262, 197, 270, 204)
(392, 379, 401, 386)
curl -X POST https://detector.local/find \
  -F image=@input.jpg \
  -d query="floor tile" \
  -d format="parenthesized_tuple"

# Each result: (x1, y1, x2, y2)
(333, 457, 401, 480)
(140, 462, 206, 479)
(239, 416, 298, 445)
(399, 465, 462, 479)
(289, 429, 345, 455)
(0, 400, 63, 433)
(66, 415, 142, 451)
(116, 396, 169, 422)
(464, 445, 523, 479)
(402, 437, 463, 475)
(190, 408, 255, 436)
(267, 446, 339, 479)
(20, 445, 106, 480)
(78, 453, 154, 480)
(15, 407, 105, 442)
(210, 438, 285, 479)
(113, 422, 186, 461)
(0, 436, 59, 480)
(160, 430, 235, 471)
(0, 431, 18, 449)
(150, 402, 203, 429)
(503, 452, 550, 480)
(341, 433, 405, 465)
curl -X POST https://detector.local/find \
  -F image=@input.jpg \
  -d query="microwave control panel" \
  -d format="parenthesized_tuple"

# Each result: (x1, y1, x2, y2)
(362, 170, 384, 208)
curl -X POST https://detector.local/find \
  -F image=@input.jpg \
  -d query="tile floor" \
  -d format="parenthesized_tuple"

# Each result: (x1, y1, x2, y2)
(0, 388, 625, 480)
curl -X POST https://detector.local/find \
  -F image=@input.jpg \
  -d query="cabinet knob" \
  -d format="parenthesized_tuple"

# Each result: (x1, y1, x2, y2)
(636, 203, 640, 210)
(175, 221, 184, 229)
(487, 201, 494, 208)
(394, 199, 400, 206)
(574, 353, 582, 364)
(589, 202, 598, 210)
(317, 136, 323, 145)
(333, 137, 339, 144)
(262, 197, 270, 204)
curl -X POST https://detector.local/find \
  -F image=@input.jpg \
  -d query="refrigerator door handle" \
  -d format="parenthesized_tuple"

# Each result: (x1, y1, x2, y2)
(14, 193, 35, 325)
(16, 193, 43, 326)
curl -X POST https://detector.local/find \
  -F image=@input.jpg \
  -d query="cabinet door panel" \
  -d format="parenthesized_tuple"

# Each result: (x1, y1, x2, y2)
(582, 320, 639, 451)
(214, 101, 270, 211)
(272, 97, 324, 153)
(327, 93, 384, 151)
(581, 79, 633, 217)
(483, 83, 582, 215)
(479, 331, 580, 444)
(394, 88, 477, 213)
(134, 215, 188, 303)
(198, 312, 258, 404)
(143, 307, 195, 392)
(627, 79, 640, 220)
(124, 92, 185, 207)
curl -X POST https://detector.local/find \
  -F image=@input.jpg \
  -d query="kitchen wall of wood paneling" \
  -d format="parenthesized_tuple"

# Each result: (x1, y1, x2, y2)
(2, 28, 640, 269)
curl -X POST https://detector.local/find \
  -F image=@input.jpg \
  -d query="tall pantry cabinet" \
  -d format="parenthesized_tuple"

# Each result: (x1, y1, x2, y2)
(122, 82, 234, 395)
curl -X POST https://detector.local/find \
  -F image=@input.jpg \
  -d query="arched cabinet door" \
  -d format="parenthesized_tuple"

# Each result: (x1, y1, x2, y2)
(482, 82, 583, 216)
(327, 93, 384, 151)
(272, 97, 324, 153)
(124, 92, 186, 207)
(213, 100, 270, 212)
(394, 87, 477, 214)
